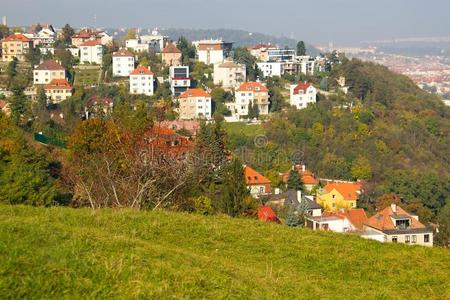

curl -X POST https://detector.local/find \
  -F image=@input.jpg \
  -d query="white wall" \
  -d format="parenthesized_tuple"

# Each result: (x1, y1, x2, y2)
(130, 74, 154, 96)
(113, 56, 135, 77)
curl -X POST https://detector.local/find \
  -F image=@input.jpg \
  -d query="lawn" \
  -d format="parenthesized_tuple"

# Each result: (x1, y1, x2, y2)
(0, 205, 449, 299)
(73, 66, 101, 86)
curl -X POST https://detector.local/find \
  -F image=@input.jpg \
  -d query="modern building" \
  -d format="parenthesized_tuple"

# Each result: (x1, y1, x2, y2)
(229, 82, 269, 120)
(45, 79, 72, 103)
(139, 29, 169, 53)
(362, 204, 433, 247)
(290, 82, 317, 109)
(267, 48, 296, 62)
(244, 165, 272, 199)
(161, 43, 182, 67)
(257, 61, 284, 78)
(248, 44, 278, 62)
(213, 58, 246, 90)
(112, 48, 135, 77)
(33, 60, 66, 85)
(79, 40, 103, 65)
(129, 66, 154, 96)
(1, 33, 33, 62)
(178, 88, 211, 120)
(169, 66, 191, 97)
(194, 40, 233, 65)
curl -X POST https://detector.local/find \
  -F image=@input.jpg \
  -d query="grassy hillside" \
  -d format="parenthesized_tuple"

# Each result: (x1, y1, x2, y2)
(0, 205, 449, 299)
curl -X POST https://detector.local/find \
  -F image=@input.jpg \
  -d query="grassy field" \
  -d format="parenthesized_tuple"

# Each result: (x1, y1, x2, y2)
(0, 205, 449, 299)
(73, 66, 101, 86)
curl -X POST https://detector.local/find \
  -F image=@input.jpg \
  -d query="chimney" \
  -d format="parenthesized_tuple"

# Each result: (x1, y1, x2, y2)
(297, 190, 302, 202)
(275, 188, 280, 195)
(302, 164, 306, 172)
(391, 203, 397, 213)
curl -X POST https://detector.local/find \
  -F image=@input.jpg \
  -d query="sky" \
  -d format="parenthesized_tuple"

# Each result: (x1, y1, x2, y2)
(2, 0, 450, 45)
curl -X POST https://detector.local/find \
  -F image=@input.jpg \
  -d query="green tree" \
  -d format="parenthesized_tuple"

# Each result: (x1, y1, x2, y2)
(177, 36, 196, 65)
(0, 24, 10, 40)
(434, 202, 450, 247)
(61, 24, 75, 45)
(234, 47, 261, 81)
(269, 87, 283, 112)
(247, 101, 259, 120)
(287, 169, 304, 191)
(296, 41, 306, 56)
(351, 156, 372, 180)
(6, 57, 18, 82)
(9, 85, 28, 124)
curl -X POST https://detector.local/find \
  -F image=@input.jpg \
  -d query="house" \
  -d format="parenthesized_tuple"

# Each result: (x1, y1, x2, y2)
(280, 164, 320, 193)
(266, 190, 323, 218)
(362, 204, 433, 247)
(169, 66, 190, 97)
(129, 66, 154, 96)
(161, 43, 181, 67)
(316, 182, 363, 211)
(256, 61, 284, 78)
(306, 208, 368, 233)
(79, 40, 103, 65)
(257, 206, 281, 224)
(229, 82, 269, 120)
(71, 29, 112, 47)
(25, 24, 56, 47)
(244, 165, 271, 198)
(158, 120, 200, 136)
(1, 33, 33, 62)
(178, 88, 211, 120)
(44, 79, 72, 104)
(84, 96, 114, 119)
(248, 44, 278, 62)
(33, 60, 66, 85)
(290, 82, 317, 109)
(125, 38, 151, 53)
(112, 48, 135, 77)
(140, 126, 193, 158)
(139, 29, 169, 53)
(213, 58, 246, 90)
(193, 40, 233, 65)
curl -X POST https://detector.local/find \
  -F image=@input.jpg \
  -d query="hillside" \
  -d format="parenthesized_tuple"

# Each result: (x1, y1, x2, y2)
(0, 205, 449, 299)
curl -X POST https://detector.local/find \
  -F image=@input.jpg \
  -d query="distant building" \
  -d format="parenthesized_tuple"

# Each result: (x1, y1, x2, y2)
(194, 40, 233, 65)
(257, 61, 284, 78)
(112, 48, 135, 77)
(161, 43, 182, 67)
(213, 58, 246, 90)
(289, 82, 317, 109)
(71, 29, 112, 47)
(140, 126, 193, 158)
(169, 66, 191, 97)
(25, 24, 57, 47)
(228, 82, 269, 120)
(280, 165, 320, 193)
(248, 44, 278, 62)
(79, 40, 103, 65)
(266, 190, 323, 218)
(129, 66, 154, 96)
(306, 209, 368, 233)
(267, 48, 296, 62)
(244, 165, 272, 199)
(316, 182, 362, 211)
(84, 96, 114, 119)
(125, 38, 150, 53)
(362, 204, 433, 247)
(1, 33, 33, 62)
(33, 60, 66, 85)
(158, 120, 200, 136)
(45, 79, 72, 104)
(139, 29, 169, 53)
(178, 88, 211, 120)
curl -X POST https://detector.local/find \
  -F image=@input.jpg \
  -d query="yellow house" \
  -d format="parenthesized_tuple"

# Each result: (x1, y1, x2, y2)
(316, 182, 362, 211)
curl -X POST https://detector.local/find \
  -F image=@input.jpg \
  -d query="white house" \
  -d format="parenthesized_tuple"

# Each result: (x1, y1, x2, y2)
(169, 66, 191, 97)
(257, 61, 284, 78)
(25, 24, 56, 47)
(178, 88, 211, 120)
(79, 40, 103, 65)
(305, 209, 368, 233)
(193, 40, 232, 65)
(129, 66, 154, 96)
(45, 79, 73, 104)
(228, 82, 269, 120)
(125, 38, 150, 53)
(290, 82, 317, 109)
(33, 60, 66, 85)
(112, 48, 135, 77)
(213, 58, 246, 90)
(139, 29, 169, 53)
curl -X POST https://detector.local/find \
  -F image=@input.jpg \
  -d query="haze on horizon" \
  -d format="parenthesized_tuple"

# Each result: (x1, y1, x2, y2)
(2, 0, 450, 45)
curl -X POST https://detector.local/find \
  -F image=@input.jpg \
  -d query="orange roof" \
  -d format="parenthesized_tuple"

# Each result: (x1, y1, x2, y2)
(45, 79, 72, 90)
(113, 48, 134, 57)
(324, 182, 362, 201)
(179, 88, 210, 98)
(141, 126, 193, 157)
(237, 82, 268, 93)
(293, 82, 313, 95)
(365, 205, 426, 231)
(341, 209, 368, 231)
(281, 165, 319, 185)
(130, 66, 154, 75)
(162, 43, 181, 54)
(244, 166, 271, 186)
(2, 33, 32, 42)
(80, 39, 102, 47)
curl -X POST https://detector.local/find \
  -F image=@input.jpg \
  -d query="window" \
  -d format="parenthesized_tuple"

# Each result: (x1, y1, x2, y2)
(405, 235, 410, 243)
(259, 187, 264, 193)
(392, 236, 398, 243)
(424, 234, 430, 243)
(332, 194, 336, 199)
(332, 203, 336, 208)
(412, 235, 417, 243)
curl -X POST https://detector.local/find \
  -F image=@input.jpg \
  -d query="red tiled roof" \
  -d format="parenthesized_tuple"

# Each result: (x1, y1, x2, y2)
(257, 206, 281, 224)
(281, 165, 319, 185)
(341, 209, 368, 231)
(130, 66, 154, 75)
(2, 33, 32, 42)
(113, 48, 134, 57)
(237, 82, 268, 93)
(35, 60, 65, 71)
(293, 82, 313, 95)
(141, 126, 193, 157)
(45, 79, 72, 90)
(245, 166, 271, 186)
(86, 95, 113, 108)
(365, 205, 426, 232)
(179, 88, 210, 98)
(162, 43, 181, 54)
(324, 182, 362, 201)
(80, 39, 102, 47)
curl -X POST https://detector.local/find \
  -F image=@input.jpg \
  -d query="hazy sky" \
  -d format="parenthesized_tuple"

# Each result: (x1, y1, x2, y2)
(2, 0, 450, 45)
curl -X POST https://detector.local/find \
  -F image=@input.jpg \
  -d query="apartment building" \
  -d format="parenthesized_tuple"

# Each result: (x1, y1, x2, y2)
(178, 88, 211, 120)
(229, 82, 269, 119)
(33, 60, 66, 85)
(169, 66, 191, 97)
(79, 40, 103, 64)
(112, 48, 135, 77)
(1, 33, 33, 62)
(129, 66, 154, 96)
(213, 58, 246, 90)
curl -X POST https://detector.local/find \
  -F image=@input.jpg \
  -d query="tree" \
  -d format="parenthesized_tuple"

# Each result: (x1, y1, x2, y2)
(6, 57, 18, 82)
(61, 24, 75, 45)
(234, 47, 261, 81)
(0, 24, 10, 40)
(434, 202, 450, 247)
(218, 158, 250, 217)
(269, 87, 283, 112)
(296, 41, 306, 56)
(34, 23, 43, 33)
(287, 169, 304, 191)
(8, 84, 28, 124)
(125, 28, 136, 40)
(247, 101, 259, 120)
(32, 87, 50, 130)
(375, 193, 402, 211)
(177, 36, 196, 65)
(351, 156, 372, 180)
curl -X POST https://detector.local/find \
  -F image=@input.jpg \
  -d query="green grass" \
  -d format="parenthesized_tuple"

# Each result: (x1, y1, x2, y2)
(73, 66, 101, 86)
(223, 122, 265, 137)
(0, 205, 449, 299)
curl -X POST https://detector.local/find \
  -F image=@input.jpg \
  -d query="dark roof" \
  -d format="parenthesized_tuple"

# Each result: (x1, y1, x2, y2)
(35, 60, 65, 71)
(267, 190, 322, 210)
